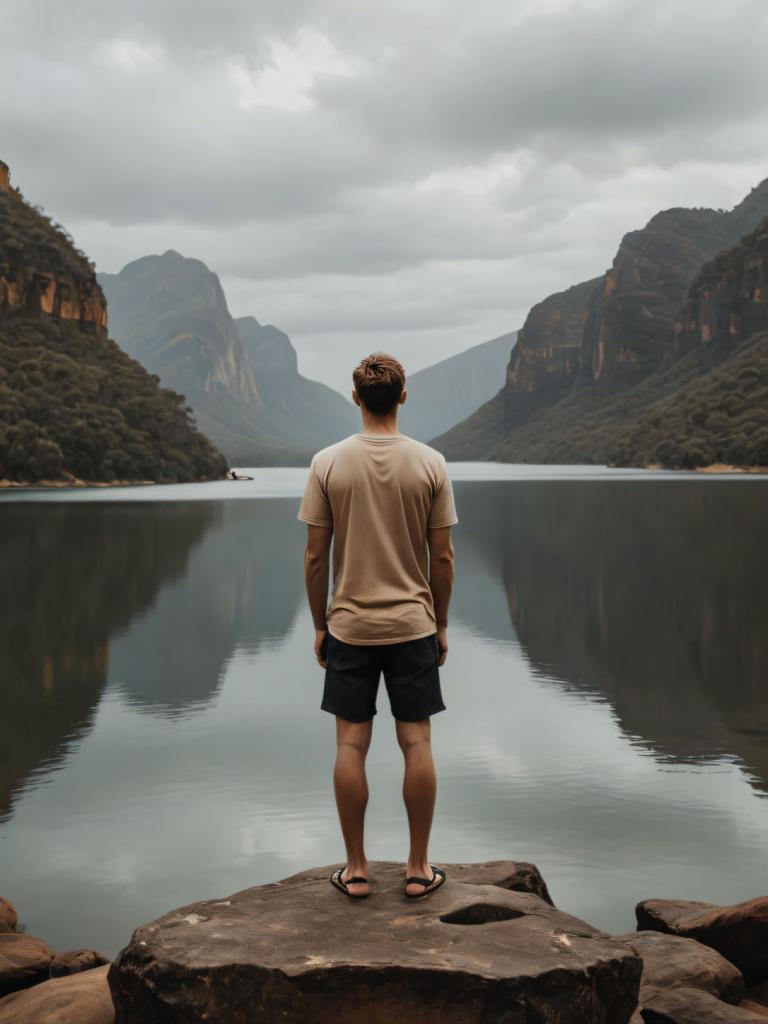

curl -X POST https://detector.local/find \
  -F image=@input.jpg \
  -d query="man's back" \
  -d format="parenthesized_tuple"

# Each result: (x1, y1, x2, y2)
(297, 431, 458, 645)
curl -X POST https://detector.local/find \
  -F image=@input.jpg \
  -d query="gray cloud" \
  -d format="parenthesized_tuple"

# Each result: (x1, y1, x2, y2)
(2, 0, 767, 393)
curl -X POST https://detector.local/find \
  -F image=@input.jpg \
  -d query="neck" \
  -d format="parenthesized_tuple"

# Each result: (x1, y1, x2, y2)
(359, 411, 400, 435)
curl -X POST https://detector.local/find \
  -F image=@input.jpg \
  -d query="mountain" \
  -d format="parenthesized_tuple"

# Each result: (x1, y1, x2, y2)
(433, 178, 768, 466)
(0, 161, 226, 484)
(397, 331, 517, 441)
(99, 254, 357, 466)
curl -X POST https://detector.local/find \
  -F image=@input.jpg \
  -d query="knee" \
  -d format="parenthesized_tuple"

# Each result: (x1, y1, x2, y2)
(337, 735, 370, 759)
(397, 727, 431, 756)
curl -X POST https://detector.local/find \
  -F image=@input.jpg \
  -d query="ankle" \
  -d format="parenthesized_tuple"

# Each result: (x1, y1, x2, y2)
(344, 860, 368, 878)
(406, 857, 431, 876)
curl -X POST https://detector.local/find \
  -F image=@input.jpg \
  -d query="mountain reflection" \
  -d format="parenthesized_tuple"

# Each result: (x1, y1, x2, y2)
(108, 499, 304, 715)
(0, 503, 216, 821)
(455, 480, 768, 795)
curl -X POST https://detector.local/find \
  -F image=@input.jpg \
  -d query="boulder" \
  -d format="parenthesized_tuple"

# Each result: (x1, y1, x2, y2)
(0, 901, 16, 934)
(280, 858, 554, 905)
(742, 981, 768, 1018)
(52, 948, 110, 977)
(108, 860, 641, 1024)
(614, 930, 745, 1005)
(0, 932, 54, 995)
(0, 963, 113, 1024)
(641, 986, 766, 1022)
(637, 898, 768, 987)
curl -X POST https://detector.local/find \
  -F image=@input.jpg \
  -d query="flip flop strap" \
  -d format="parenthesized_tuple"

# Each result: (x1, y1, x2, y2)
(345, 876, 368, 884)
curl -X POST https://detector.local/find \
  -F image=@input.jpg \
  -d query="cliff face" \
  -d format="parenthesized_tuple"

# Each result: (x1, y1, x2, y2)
(99, 252, 256, 402)
(674, 217, 768, 353)
(0, 161, 227, 484)
(578, 181, 768, 388)
(433, 177, 768, 465)
(507, 278, 599, 396)
(100, 256, 357, 465)
(0, 162, 106, 330)
(235, 316, 298, 375)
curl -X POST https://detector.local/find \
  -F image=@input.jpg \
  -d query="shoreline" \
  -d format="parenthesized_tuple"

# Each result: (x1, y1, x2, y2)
(2, 462, 768, 491)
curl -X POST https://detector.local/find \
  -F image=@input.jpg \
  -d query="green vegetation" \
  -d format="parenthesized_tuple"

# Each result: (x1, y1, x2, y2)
(613, 333, 768, 469)
(1, 177, 227, 484)
(0, 313, 227, 482)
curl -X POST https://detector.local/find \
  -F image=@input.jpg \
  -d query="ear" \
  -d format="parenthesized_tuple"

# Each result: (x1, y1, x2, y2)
(399, 388, 407, 405)
(352, 390, 360, 407)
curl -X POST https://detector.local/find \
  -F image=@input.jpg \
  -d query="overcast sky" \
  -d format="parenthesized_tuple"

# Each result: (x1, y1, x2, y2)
(3, 0, 768, 393)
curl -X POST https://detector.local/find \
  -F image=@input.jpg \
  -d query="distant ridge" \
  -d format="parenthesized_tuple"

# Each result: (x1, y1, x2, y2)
(398, 331, 517, 441)
(99, 253, 357, 465)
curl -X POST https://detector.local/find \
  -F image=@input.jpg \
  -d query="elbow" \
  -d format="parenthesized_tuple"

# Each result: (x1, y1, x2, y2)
(305, 546, 327, 565)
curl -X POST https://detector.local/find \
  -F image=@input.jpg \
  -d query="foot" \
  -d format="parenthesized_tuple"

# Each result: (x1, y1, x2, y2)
(341, 864, 369, 898)
(405, 861, 444, 898)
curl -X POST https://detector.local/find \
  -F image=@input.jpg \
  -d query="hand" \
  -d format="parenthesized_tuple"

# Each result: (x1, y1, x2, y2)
(314, 628, 329, 668)
(436, 625, 448, 666)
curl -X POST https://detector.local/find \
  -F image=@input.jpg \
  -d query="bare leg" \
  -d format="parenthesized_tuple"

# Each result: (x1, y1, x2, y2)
(396, 719, 437, 896)
(333, 717, 372, 896)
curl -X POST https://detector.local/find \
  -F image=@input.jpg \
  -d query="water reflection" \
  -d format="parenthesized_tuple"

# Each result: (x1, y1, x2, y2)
(109, 500, 304, 715)
(455, 480, 768, 794)
(0, 503, 215, 821)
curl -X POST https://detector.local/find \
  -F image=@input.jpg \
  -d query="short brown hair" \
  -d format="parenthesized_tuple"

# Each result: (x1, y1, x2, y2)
(352, 353, 405, 415)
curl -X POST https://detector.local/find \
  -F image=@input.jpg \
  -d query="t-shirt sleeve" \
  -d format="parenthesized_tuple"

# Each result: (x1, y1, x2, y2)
(428, 462, 459, 528)
(297, 459, 333, 527)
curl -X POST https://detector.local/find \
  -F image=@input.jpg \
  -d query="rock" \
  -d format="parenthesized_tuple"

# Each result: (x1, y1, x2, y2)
(279, 858, 554, 905)
(740, 1001, 768, 1019)
(0, 901, 16, 934)
(640, 986, 766, 1022)
(0, 963, 113, 1024)
(614, 930, 745, 1005)
(0, 932, 54, 995)
(747, 981, 768, 1008)
(108, 860, 641, 1024)
(637, 897, 768, 986)
(52, 948, 110, 977)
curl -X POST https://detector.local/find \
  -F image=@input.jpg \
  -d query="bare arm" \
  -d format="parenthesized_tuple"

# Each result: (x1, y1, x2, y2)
(304, 524, 333, 666)
(428, 526, 455, 666)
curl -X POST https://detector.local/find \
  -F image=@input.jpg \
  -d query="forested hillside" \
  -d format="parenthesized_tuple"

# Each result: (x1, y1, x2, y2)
(0, 161, 227, 484)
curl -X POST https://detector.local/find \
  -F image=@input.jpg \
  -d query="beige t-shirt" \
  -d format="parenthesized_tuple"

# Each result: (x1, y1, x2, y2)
(297, 432, 459, 645)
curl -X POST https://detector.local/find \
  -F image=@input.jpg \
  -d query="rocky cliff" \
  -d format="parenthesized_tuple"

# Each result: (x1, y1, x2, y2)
(100, 256, 357, 466)
(674, 217, 768, 355)
(0, 161, 106, 331)
(433, 178, 768, 466)
(0, 161, 227, 484)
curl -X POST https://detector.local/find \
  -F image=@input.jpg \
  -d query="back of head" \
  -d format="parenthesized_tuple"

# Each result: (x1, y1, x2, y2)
(353, 353, 405, 415)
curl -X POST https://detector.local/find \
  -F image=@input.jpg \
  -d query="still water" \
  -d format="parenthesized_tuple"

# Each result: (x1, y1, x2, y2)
(1, 467, 767, 958)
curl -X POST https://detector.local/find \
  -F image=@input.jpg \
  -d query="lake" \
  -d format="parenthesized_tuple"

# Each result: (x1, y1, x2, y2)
(1, 465, 767, 959)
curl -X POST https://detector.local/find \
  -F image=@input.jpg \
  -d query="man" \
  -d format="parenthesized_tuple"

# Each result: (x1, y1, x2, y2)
(297, 353, 458, 900)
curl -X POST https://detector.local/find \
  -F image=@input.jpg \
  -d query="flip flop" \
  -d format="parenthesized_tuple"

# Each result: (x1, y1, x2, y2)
(330, 866, 369, 899)
(405, 865, 447, 899)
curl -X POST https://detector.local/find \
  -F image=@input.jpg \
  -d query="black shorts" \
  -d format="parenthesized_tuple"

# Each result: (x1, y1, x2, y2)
(322, 632, 446, 723)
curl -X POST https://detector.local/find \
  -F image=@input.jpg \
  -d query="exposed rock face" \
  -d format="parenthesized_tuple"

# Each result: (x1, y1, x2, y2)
(637, 898, 768, 987)
(674, 218, 768, 354)
(0, 932, 54, 995)
(99, 254, 357, 465)
(0, 900, 16, 933)
(52, 948, 110, 978)
(614, 930, 744, 1009)
(0, 161, 106, 330)
(0, 964, 114, 1024)
(432, 177, 768, 466)
(235, 315, 298, 374)
(640, 986, 766, 1022)
(509, 278, 599, 396)
(99, 251, 257, 401)
(108, 861, 642, 1024)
